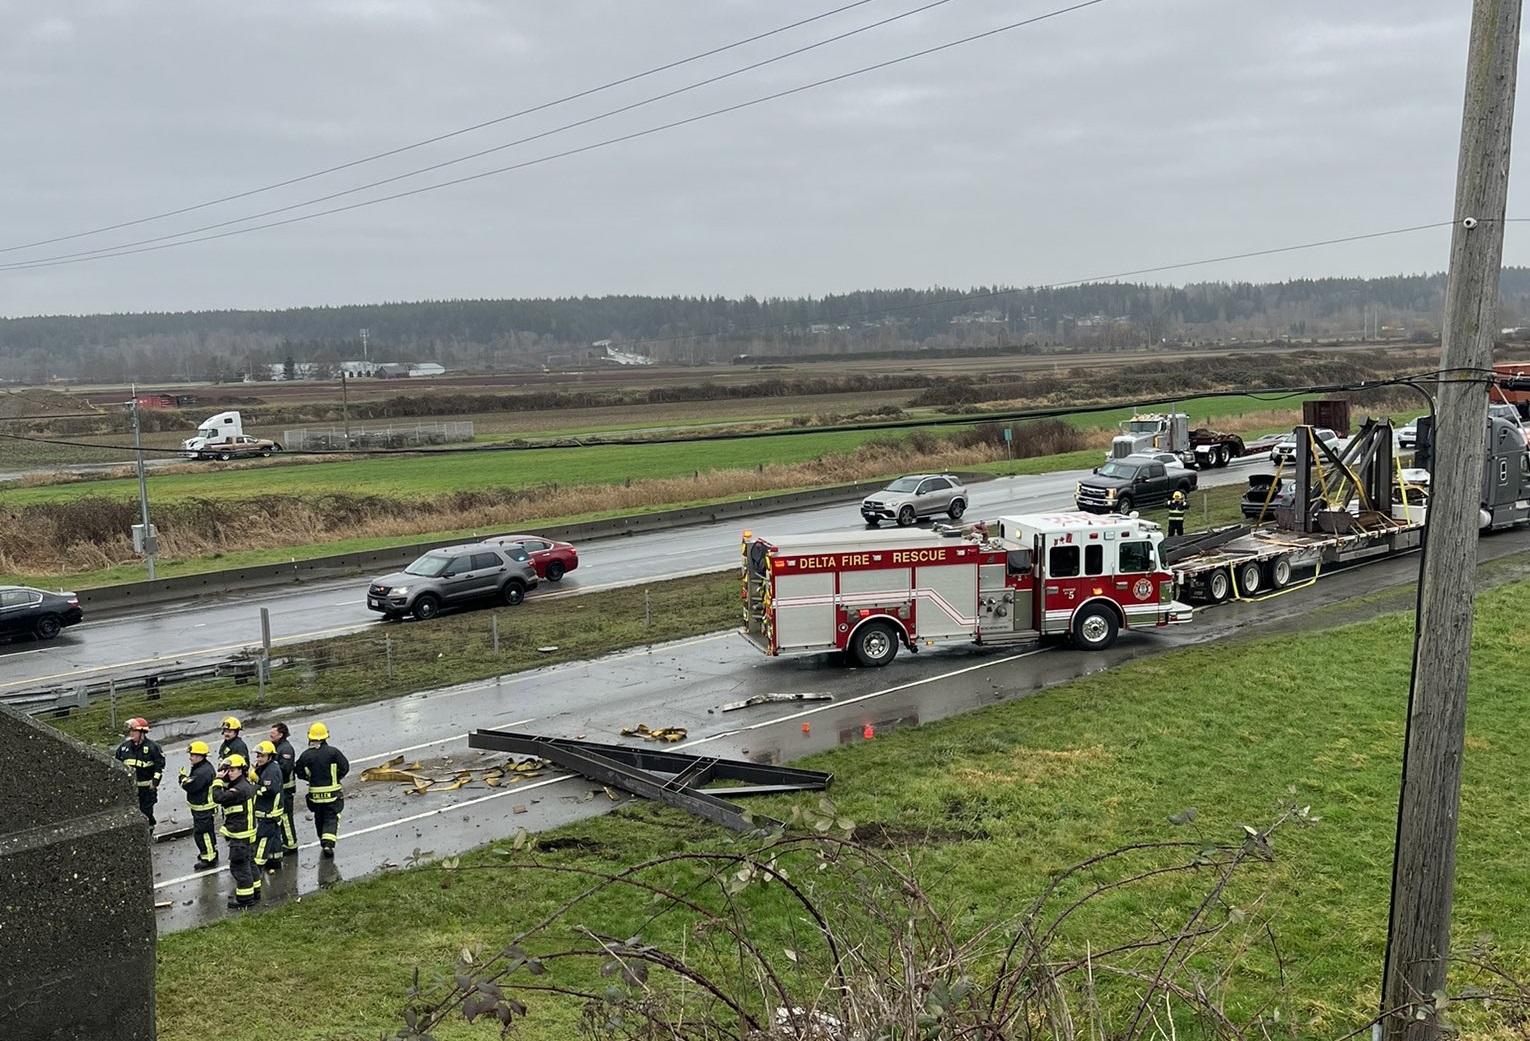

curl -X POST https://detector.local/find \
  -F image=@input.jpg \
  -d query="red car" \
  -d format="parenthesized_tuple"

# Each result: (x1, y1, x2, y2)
(485, 534, 578, 582)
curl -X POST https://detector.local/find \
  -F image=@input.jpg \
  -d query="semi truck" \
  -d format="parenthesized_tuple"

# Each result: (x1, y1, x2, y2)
(739, 512, 1194, 667)
(1164, 415, 1530, 604)
(180, 411, 283, 460)
(1107, 412, 1263, 469)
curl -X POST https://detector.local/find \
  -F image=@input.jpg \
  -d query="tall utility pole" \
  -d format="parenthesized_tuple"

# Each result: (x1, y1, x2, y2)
(130, 386, 157, 580)
(1381, 3, 1521, 1038)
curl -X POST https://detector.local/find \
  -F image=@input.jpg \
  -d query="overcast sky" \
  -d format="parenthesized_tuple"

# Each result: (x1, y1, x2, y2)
(0, 0, 1512, 317)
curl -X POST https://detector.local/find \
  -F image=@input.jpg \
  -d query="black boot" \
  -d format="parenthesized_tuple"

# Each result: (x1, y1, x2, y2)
(194, 859, 219, 871)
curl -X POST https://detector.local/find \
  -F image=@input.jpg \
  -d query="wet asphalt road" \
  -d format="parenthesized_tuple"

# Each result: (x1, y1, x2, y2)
(1, 461, 1258, 694)
(146, 521, 1530, 931)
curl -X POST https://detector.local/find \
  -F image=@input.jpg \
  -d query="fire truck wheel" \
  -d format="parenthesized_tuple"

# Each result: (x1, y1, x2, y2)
(948, 498, 966, 520)
(501, 580, 527, 606)
(411, 594, 442, 620)
(1206, 570, 1232, 603)
(896, 505, 917, 527)
(1237, 561, 1261, 595)
(851, 622, 899, 667)
(1268, 556, 1292, 589)
(1071, 605, 1119, 651)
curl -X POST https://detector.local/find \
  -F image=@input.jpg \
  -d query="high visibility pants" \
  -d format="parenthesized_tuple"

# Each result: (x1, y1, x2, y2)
(191, 809, 217, 864)
(226, 837, 259, 905)
(136, 785, 158, 826)
(280, 787, 298, 850)
(253, 815, 284, 869)
(307, 795, 344, 851)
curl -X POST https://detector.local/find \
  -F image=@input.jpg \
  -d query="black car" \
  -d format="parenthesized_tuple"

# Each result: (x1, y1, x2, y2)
(1241, 475, 1294, 521)
(0, 585, 84, 642)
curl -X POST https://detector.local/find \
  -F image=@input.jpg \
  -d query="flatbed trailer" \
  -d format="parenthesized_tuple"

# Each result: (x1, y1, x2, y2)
(1166, 513, 1425, 603)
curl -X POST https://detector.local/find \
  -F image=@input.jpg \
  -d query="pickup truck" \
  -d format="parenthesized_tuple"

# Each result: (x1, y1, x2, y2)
(187, 435, 283, 461)
(1075, 455, 1197, 515)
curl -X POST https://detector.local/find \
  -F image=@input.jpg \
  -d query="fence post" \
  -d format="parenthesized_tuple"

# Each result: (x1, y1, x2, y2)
(108, 679, 117, 731)
(645, 588, 652, 629)
(492, 614, 500, 657)
(386, 636, 394, 681)
(258, 607, 272, 704)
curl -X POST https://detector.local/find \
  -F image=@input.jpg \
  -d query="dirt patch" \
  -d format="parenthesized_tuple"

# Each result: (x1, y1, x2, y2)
(852, 821, 983, 847)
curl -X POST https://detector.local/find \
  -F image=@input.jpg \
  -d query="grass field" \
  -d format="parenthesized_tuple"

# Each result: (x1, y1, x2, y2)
(146, 571, 1530, 1041)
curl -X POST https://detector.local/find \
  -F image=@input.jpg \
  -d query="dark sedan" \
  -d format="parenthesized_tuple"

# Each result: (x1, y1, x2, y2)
(0, 585, 84, 642)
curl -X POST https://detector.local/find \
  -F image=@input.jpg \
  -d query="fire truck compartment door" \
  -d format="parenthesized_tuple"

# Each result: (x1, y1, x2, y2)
(912, 564, 976, 637)
(774, 572, 836, 651)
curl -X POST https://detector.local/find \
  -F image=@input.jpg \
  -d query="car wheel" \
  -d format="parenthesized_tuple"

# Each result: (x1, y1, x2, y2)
(850, 621, 899, 667)
(1071, 604, 1119, 651)
(411, 594, 441, 621)
(501, 580, 526, 606)
(260, 449, 272, 458)
(1268, 556, 1292, 589)
(1206, 570, 1232, 603)
(947, 498, 966, 520)
(1114, 495, 1133, 515)
(896, 505, 916, 527)
(34, 614, 63, 640)
(545, 560, 565, 582)
(1237, 561, 1262, 595)
(218, 451, 233, 461)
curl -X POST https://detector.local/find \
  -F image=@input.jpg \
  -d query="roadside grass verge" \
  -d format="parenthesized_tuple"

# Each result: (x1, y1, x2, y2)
(150, 577, 1530, 1041)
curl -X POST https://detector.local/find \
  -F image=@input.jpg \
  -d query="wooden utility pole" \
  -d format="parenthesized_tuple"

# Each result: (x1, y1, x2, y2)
(1381, 2, 1521, 1038)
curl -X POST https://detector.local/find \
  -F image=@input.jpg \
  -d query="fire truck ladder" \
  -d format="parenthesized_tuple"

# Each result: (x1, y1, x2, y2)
(467, 729, 832, 834)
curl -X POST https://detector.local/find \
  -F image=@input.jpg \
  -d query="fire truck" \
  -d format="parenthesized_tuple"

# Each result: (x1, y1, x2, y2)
(738, 513, 1194, 667)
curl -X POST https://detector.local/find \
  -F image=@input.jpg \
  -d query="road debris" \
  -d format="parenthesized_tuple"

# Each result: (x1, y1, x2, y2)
(719, 692, 833, 712)
(619, 723, 687, 742)
(360, 754, 550, 794)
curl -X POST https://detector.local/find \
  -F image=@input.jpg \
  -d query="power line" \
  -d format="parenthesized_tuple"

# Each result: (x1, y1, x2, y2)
(0, 0, 1112, 273)
(0, 0, 889, 255)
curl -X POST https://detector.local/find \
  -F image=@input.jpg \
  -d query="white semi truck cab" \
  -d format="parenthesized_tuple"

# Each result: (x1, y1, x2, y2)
(181, 411, 244, 458)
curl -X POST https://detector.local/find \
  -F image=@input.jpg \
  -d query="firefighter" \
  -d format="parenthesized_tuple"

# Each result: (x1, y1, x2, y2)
(179, 741, 219, 870)
(217, 716, 249, 764)
(269, 722, 299, 855)
(211, 754, 260, 909)
(1167, 490, 1188, 537)
(113, 717, 165, 826)
(251, 741, 287, 874)
(295, 722, 349, 858)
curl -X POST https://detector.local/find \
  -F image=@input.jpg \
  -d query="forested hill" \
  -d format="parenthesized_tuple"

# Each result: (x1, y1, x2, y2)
(6, 269, 1530, 382)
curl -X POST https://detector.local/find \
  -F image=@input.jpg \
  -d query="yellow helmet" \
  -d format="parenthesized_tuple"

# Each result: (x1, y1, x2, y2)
(220, 716, 242, 731)
(222, 754, 248, 770)
(1172, 491, 1185, 501)
(188, 741, 210, 756)
(308, 722, 329, 742)
(254, 740, 277, 756)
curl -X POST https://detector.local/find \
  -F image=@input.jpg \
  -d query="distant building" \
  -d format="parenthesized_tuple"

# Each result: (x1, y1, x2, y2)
(374, 362, 445, 378)
(602, 345, 651, 366)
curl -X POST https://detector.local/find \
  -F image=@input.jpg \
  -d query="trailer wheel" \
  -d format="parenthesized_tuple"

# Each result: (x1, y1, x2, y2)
(1268, 556, 1292, 589)
(850, 621, 899, 667)
(1071, 604, 1119, 651)
(1237, 561, 1262, 595)
(1206, 570, 1232, 603)
(896, 505, 917, 527)
(1217, 445, 1232, 467)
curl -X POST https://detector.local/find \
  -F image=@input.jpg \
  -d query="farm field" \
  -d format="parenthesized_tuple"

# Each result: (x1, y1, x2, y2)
(147, 569, 1530, 1041)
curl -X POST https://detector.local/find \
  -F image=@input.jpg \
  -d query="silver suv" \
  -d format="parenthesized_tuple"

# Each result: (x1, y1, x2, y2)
(861, 473, 967, 527)
(367, 542, 539, 620)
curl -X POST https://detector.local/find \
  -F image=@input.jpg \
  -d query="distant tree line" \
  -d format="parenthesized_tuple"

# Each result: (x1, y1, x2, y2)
(5, 270, 1530, 383)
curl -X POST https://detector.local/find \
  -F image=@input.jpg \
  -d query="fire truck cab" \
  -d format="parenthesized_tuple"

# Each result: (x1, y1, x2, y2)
(739, 513, 1192, 667)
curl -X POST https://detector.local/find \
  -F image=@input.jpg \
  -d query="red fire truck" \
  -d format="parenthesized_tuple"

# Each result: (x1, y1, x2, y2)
(739, 513, 1193, 666)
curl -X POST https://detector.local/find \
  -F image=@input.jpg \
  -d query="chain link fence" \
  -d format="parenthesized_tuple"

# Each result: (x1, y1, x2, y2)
(281, 421, 475, 451)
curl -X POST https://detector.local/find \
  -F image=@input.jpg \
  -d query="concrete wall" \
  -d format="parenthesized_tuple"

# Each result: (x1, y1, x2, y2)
(0, 705, 155, 1040)
(75, 479, 897, 618)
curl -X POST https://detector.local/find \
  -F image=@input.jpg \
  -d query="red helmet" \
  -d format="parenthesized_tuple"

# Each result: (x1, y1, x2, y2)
(127, 717, 151, 732)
